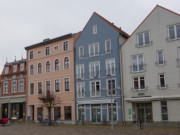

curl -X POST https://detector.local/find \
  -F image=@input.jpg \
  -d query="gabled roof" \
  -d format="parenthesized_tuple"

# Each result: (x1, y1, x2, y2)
(75, 12, 129, 43)
(123, 5, 180, 45)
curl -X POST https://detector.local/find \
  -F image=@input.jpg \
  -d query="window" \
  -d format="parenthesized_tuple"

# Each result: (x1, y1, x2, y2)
(90, 81, 100, 97)
(108, 103, 117, 121)
(54, 46, 59, 50)
(46, 61, 50, 72)
(107, 79, 116, 95)
(55, 79, 60, 92)
(3, 82, 8, 94)
(5, 67, 9, 74)
(64, 106, 72, 120)
(38, 63, 42, 74)
(89, 61, 100, 78)
(38, 82, 42, 94)
(30, 51, 33, 59)
(64, 78, 70, 91)
(93, 25, 97, 34)
(138, 31, 150, 46)
(77, 82, 85, 98)
(20, 63, 24, 71)
(30, 65, 34, 75)
(89, 43, 99, 57)
(46, 81, 51, 95)
(37, 107, 43, 121)
(54, 107, 61, 120)
(55, 59, 60, 71)
(157, 50, 164, 65)
(159, 74, 166, 88)
(106, 59, 115, 76)
(105, 39, 111, 53)
(76, 64, 84, 79)
(18, 79, 24, 92)
(46, 46, 50, 55)
(63, 41, 69, 51)
(177, 47, 180, 66)
(64, 57, 69, 69)
(133, 76, 145, 90)
(79, 46, 84, 59)
(168, 24, 180, 40)
(161, 101, 168, 121)
(132, 54, 144, 72)
(30, 83, 34, 95)
(13, 65, 17, 72)
(38, 51, 41, 54)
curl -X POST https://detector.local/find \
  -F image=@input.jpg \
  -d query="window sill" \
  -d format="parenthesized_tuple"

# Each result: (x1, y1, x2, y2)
(131, 70, 146, 74)
(157, 84, 168, 90)
(131, 87, 148, 91)
(155, 61, 166, 66)
(166, 37, 180, 42)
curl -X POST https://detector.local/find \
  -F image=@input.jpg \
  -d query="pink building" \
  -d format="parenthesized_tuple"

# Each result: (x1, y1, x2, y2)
(25, 33, 80, 123)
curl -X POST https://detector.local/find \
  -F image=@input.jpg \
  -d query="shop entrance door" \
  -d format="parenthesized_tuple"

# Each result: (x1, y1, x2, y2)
(78, 106, 85, 121)
(91, 105, 101, 123)
(137, 103, 152, 124)
(19, 103, 23, 119)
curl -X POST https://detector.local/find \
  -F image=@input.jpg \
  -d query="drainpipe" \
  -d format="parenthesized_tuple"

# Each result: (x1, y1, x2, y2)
(119, 34, 125, 126)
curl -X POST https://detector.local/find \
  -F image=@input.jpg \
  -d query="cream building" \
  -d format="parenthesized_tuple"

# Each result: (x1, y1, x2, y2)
(122, 5, 180, 123)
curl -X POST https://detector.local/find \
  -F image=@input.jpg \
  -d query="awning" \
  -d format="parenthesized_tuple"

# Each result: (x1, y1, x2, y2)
(125, 95, 180, 102)
(10, 101, 24, 104)
(77, 99, 115, 105)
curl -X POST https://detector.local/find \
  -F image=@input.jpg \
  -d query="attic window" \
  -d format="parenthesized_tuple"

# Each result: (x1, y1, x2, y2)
(13, 65, 17, 72)
(5, 67, 9, 74)
(93, 25, 97, 35)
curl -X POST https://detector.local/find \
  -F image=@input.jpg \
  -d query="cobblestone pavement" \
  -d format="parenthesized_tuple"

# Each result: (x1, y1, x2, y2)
(0, 124, 180, 135)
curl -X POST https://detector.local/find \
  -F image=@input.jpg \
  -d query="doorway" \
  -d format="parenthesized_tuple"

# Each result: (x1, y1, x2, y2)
(19, 103, 23, 119)
(136, 103, 152, 124)
(91, 105, 101, 123)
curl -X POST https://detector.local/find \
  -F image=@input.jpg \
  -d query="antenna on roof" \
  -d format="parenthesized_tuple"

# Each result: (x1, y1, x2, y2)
(14, 56, 16, 62)
(21, 54, 23, 60)
(6, 58, 8, 63)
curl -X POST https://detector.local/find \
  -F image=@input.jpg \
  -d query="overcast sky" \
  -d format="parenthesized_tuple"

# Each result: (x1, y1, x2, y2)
(0, 0, 180, 71)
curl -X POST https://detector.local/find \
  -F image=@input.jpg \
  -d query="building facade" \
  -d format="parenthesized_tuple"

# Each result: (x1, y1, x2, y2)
(0, 59, 27, 121)
(122, 5, 180, 123)
(25, 33, 79, 123)
(75, 12, 128, 124)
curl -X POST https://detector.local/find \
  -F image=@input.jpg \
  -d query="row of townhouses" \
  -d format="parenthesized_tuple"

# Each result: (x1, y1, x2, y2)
(0, 5, 180, 125)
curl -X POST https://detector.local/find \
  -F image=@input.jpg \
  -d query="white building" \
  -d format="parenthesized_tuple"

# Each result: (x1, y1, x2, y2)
(122, 5, 180, 123)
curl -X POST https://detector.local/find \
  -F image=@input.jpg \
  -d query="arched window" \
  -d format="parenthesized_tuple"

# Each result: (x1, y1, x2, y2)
(30, 65, 34, 75)
(46, 61, 50, 72)
(55, 59, 59, 70)
(64, 57, 69, 69)
(38, 63, 42, 74)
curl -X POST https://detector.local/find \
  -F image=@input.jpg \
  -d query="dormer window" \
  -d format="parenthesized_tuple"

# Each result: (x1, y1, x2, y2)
(5, 67, 9, 74)
(93, 25, 97, 35)
(13, 65, 17, 72)
(20, 63, 24, 71)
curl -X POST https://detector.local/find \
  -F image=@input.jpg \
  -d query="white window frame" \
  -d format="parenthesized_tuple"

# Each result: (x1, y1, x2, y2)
(54, 79, 60, 92)
(88, 43, 99, 57)
(11, 80, 17, 93)
(18, 79, 24, 92)
(168, 24, 180, 40)
(76, 64, 84, 79)
(93, 25, 97, 35)
(105, 39, 111, 54)
(106, 78, 116, 96)
(64, 57, 70, 69)
(137, 31, 150, 46)
(89, 61, 100, 78)
(159, 73, 166, 89)
(3, 81, 8, 94)
(90, 80, 101, 97)
(30, 64, 34, 75)
(38, 63, 42, 74)
(157, 50, 164, 65)
(131, 54, 145, 72)
(133, 76, 146, 90)
(79, 46, 84, 59)
(46, 80, 51, 95)
(106, 59, 115, 76)
(13, 65, 17, 72)
(64, 78, 70, 91)
(55, 59, 60, 71)
(20, 63, 24, 71)
(5, 67, 9, 74)
(77, 82, 85, 98)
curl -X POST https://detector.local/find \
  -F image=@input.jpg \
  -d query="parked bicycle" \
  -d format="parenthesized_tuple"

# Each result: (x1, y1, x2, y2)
(133, 121, 143, 130)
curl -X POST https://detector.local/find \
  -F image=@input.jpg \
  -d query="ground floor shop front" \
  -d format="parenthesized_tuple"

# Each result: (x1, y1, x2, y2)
(1, 97, 26, 121)
(27, 102, 75, 124)
(124, 97, 180, 123)
(77, 99, 122, 125)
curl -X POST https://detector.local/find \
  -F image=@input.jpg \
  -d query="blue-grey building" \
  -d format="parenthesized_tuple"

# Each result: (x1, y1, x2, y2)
(75, 12, 128, 124)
